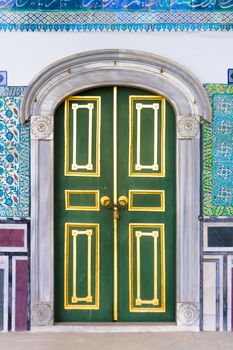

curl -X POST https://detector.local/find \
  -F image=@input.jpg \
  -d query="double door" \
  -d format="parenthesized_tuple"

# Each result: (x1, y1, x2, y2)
(54, 86, 176, 322)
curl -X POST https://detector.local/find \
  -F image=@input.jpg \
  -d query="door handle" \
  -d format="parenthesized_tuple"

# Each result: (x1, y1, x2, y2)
(100, 195, 128, 208)
(100, 196, 112, 207)
(100, 195, 128, 220)
(117, 195, 128, 207)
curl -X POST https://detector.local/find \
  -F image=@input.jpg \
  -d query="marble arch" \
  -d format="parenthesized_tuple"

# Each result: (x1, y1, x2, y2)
(20, 50, 211, 330)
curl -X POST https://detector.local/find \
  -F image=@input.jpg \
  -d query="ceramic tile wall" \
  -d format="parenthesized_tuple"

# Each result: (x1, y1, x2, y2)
(203, 84, 233, 216)
(0, 87, 29, 219)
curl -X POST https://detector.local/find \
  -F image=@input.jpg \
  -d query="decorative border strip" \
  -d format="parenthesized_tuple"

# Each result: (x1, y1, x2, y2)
(0, 11, 233, 32)
(0, 86, 26, 97)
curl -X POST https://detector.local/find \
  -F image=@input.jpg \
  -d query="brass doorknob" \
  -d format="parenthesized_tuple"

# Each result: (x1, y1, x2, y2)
(118, 195, 128, 207)
(100, 196, 112, 207)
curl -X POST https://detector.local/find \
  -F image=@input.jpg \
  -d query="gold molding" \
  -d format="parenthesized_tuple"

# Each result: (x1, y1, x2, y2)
(113, 86, 118, 321)
(64, 96, 101, 177)
(128, 190, 165, 212)
(129, 96, 166, 177)
(64, 223, 99, 310)
(129, 223, 166, 313)
(65, 190, 100, 211)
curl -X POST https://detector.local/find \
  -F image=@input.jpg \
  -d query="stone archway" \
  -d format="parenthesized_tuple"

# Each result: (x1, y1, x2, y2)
(20, 50, 211, 330)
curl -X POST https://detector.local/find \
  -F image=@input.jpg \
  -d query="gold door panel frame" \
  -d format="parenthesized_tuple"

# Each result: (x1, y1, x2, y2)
(129, 96, 165, 177)
(128, 190, 165, 212)
(64, 96, 101, 177)
(129, 223, 165, 313)
(65, 190, 100, 211)
(64, 223, 99, 310)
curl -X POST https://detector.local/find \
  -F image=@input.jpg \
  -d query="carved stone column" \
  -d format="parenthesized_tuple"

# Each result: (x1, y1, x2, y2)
(30, 115, 54, 326)
(176, 115, 200, 328)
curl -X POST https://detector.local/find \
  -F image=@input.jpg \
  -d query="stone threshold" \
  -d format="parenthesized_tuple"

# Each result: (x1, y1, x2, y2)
(31, 323, 199, 333)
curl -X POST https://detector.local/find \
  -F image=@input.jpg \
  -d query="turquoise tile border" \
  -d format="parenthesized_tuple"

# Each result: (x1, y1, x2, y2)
(0, 11, 233, 31)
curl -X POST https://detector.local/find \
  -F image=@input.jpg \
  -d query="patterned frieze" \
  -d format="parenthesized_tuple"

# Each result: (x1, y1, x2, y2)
(0, 11, 233, 32)
(1, 0, 233, 11)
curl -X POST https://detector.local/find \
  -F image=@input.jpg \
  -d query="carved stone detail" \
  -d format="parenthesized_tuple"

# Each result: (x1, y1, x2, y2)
(177, 303, 199, 326)
(31, 302, 53, 326)
(31, 115, 53, 140)
(177, 116, 199, 139)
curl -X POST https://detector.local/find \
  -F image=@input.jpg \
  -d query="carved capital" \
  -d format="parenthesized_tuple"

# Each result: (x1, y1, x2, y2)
(177, 302, 199, 326)
(31, 115, 53, 140)
(177, 116, 199, 139)
(31, 302, 53, 326)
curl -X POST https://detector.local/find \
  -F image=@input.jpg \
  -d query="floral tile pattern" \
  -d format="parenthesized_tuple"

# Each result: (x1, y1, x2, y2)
(0, 87, 29, 218)
(203, 84, 233, 216)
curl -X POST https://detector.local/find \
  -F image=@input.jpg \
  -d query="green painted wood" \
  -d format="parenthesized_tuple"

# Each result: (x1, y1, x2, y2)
(54, 87, 114, 322)
(54, 86, 176, 322)
(117, 87, 176, 321)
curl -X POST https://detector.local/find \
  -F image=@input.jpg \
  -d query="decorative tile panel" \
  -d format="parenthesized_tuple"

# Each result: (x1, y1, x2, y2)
(0, 11, 233, 31)
(0, 87, 29, 219)
(203, 84, 233, 216)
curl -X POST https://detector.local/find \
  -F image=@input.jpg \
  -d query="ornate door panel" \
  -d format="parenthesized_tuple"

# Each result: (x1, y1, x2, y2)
(54, 86, 176, 322)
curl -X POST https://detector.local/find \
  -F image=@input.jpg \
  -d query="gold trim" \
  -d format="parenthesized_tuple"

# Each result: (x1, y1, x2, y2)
(129, 96, 166, 177)
(65, 190, 100, 211)
(113, 86, 118, 321)
(129, 223, 166, 313)
(135, 230, 159, 306)
(64, 96, 101, 177)
(64, 223, 99, 310)
(128, 190, 165, 212)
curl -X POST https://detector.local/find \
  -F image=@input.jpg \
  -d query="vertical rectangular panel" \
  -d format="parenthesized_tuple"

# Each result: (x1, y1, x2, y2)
(129, 223, 165, 312)
(12, 257, 28, 331)
(0, 269, 4, 330)
(64, 97, 101, 176)
(0, 256, 8, 331)
(129, 96, 165, 177)
(64, 223, 99, 309)
(232, 268, 233, 331)
(203, 261, 216, 331)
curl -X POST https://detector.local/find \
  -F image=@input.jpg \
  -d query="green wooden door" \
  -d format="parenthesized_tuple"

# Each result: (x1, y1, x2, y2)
(54, 86, 176, 322)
